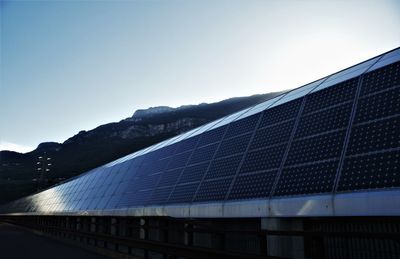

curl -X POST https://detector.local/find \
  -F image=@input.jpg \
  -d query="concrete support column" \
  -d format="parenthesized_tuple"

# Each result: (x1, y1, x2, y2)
(261, 218, 305, 259)
(140, 218, 149, 259)
(184, 223, 193, 246)
(90, 217, 96, 232)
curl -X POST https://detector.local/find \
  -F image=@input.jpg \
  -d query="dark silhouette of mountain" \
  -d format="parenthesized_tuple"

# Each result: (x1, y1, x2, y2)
(0, 92, 283, 204)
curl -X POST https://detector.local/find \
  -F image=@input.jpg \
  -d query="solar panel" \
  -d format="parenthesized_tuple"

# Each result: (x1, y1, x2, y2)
(303, 78, 357, 114)
(228, 170, 277, 200)
(194, 177, 233, 202)
(285, 130, 347, 166)
(361, 61, 400, 96)
(346, 116, 400, 155)
(295, 103, 353, 138)
(240, 144, 287, 173)
(157, 168, 184, 187)
(2, 48, 399, 215)
(215, 133, 252, 158)
(167, 183, 199, 204)
(224, 113, 260, 138)
(250, 120, 295, 150)
(354, 87, 400, 123)
(189, 143, 218, 164)
(167, 150, 192, 170)
(274, 161, 339, 196)
(206, 154, 243, 179)
(338, 150, 400, 192)
(196, 125, 227, 147)
(175, 135, 200, 154)
(179, 162, 210, 183)
(258, 98, 302, 127)
(147, 186, 173, 205)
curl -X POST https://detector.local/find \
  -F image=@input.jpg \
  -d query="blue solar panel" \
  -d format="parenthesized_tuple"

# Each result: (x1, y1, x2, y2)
(167, 183, 199, 203)
(275, 161, 339, 196)
(135, 173, 161, 190)
(179, 162, 210, 183)
(96, 196, 112, 209)
(119, 189, 152, 207)
(347, 117, 400, 155)
(224, 113, 260, 138)
(106, 195, 122, 209)
(303, 78, 357, 114)
(258, 98, 302, 127)
(189, 143, 218, 164)
(194, 177, 233, 202)
(175, 135, 200, 153)
(157, 168, 184, 187)
(360, 61, 400, 96)
(228, 171, 277, 200)
(196, 125, 227, 147)
(155, 142, 179, 158)
(295, 103, 353, 138)
(215, 133, 252, 158)
(285, 130, 346, 166)
(354, 87, 400, 123)
(205, 154, 243, 179)
(338, 150, 400, 192)
(167, 150, 192, 169)
(240, 144, 287, 173)
(2, 49, 399, 215)
(250, 120, 295, 150)
(147, 186, 173, 204)
(114, 181, 132, 195)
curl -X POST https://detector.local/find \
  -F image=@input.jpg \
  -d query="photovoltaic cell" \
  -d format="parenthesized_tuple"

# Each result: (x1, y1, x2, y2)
(205, 154, 243, 179)
(250, 120, 295, 150)
(157, 168, 184, 187)
(338, 150, 400, 192)
(196, 125, 227, 147)
(275, 161, 339, 196)
(135, 173, 161, 190)
(240, 144, 287, 173)
(285, 130, 346, 166)
(106, 195, 122, 209)
(228, 171, 277, 200)
(361, 61, 400, 96)
(295, 103, 353, 138)
(224, 113, 260, 139)
(179, 162, 210, 183)
(167, 150, 192, 169)
(168, 183, 199, 204)
(194, 177, 233, 202)
(303, 78, 357, 114)
(189, 143, 218, 165)
(175, 135, 199, 154)
(354, 87, 400, 124)
(258, 98, 302, 127)
(215, 133, 252, 158)
(119, 189, 152, 207)
(147, 187, 173, 205)
(346, 117, 400, 155)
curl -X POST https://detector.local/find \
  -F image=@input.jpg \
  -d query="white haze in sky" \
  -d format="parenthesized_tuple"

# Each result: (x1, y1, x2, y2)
(1, 0, 400, 152)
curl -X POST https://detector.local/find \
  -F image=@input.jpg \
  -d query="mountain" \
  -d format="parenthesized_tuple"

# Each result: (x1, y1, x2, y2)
(0, 92, 283, 204)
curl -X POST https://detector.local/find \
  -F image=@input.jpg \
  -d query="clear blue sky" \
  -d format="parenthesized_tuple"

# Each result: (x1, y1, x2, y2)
(1, 0, 399, 153)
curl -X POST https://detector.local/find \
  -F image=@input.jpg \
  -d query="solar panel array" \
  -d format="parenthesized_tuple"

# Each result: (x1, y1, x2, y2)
(1, 48, 399, 214)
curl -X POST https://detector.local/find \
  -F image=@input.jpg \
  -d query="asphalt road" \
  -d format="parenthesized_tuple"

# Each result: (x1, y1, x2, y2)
(0, 223, 109, 259)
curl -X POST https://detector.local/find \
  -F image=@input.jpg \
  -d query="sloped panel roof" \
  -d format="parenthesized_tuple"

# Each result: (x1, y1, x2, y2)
(1, 47, 399, 217)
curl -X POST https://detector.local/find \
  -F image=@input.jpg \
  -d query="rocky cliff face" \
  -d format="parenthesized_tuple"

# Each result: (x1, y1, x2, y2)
(0, 91, 284, 204)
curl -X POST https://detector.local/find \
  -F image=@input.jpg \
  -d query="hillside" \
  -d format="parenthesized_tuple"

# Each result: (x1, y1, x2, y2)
(0, 92, 283, 204)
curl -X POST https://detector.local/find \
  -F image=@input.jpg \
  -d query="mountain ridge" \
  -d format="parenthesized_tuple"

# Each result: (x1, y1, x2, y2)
(0, 92, 283, 204)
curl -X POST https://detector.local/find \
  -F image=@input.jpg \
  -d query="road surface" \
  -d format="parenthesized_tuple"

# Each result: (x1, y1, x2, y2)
(0, 223, 109, 259)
